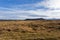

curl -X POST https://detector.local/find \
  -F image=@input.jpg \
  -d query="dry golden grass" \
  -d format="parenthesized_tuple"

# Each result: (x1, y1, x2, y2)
(0, 20, 60, 40)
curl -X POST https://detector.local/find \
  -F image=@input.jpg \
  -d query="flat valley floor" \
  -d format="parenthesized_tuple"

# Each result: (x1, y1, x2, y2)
(0, 20, 60, 40)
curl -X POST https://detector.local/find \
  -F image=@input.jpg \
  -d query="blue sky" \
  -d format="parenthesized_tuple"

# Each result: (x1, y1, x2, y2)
(0, 0, 60, 20)
(0, 0, 43, 7)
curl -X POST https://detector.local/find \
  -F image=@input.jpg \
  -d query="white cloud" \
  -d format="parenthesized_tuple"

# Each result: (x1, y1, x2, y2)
(46, 0, 60, 9)
(45, 0, 60, 19)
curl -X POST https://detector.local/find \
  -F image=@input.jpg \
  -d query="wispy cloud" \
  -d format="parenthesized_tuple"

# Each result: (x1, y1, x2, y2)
(0, 0, 60, 19)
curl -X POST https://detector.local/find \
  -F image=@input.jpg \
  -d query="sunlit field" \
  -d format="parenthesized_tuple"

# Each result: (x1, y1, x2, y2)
(0, 20, 60, 40)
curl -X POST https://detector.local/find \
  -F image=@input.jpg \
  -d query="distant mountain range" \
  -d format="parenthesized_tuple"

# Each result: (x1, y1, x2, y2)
(0, 18, 60, 21)
(25, 18, 45, 20)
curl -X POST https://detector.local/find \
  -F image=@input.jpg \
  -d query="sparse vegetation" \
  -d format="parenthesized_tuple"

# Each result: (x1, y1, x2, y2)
(0, 20, 59, 40)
